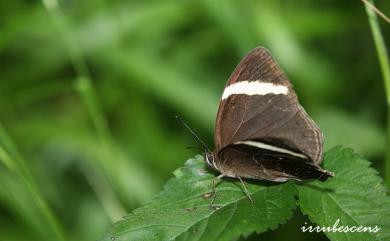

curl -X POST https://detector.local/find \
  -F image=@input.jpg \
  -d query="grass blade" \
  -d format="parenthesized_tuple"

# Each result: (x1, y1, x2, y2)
(363, 0, 390, 186)
(0, 123, 67, 241)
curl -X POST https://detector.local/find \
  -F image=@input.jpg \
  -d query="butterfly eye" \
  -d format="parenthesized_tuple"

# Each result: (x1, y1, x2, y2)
(206, 152, 213, 161)
(205, 152, 216, 169)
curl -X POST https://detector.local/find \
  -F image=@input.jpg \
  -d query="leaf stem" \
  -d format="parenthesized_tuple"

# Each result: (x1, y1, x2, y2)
(363, 0, 390, 186)
(0, 124, 67, 241)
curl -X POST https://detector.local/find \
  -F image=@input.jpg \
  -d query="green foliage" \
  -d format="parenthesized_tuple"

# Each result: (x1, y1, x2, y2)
(100, 147, 390, 241)
(0, 1, 389, 241)
(297, 147, 390, 241)
(317, 109, 385, 157)
(100, 155, 297, 241)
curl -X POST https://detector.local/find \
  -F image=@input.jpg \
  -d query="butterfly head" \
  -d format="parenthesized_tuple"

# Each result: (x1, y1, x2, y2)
(204, 151, 217, 170)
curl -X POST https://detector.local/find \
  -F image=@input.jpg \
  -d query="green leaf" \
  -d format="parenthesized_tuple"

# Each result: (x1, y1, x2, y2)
(99, 155, 297, 241)
(296, 147, 390, 241)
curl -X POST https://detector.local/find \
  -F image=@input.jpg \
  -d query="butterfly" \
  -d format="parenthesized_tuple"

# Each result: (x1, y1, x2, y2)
(203, 47, 334, 199)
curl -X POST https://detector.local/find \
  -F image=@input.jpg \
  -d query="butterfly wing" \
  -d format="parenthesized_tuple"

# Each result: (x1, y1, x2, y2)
(214, 47, 323, 164)
(216, 142, 332, 182)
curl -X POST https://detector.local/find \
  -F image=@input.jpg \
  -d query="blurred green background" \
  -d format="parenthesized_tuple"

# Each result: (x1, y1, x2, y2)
(0, 0, 389, 241)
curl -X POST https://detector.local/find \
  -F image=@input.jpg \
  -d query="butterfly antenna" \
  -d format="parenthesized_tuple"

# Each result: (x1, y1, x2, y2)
(175, 115, 210, 152)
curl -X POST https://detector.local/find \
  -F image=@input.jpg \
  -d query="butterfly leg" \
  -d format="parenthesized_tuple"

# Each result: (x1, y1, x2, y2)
(210, 174, 225, 206)
(238, 177, 253, 204)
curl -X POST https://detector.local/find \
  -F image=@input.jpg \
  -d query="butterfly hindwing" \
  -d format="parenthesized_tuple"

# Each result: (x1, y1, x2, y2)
(216, 141, 329, 181)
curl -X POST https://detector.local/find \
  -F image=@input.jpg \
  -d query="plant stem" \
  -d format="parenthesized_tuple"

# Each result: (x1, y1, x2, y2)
(41, 0, 126, 220)
(363, 0, 390, 186)
(361, 0, 390, 24)
(0, 124, 67, 241)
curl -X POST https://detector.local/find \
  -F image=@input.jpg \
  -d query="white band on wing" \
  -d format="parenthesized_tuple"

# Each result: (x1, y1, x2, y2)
(234, 140, 307, 159)
(222, 81, 288, 100)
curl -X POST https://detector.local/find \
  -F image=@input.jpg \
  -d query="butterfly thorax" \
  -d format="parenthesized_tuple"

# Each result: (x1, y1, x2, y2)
(205, 150, 240, 178)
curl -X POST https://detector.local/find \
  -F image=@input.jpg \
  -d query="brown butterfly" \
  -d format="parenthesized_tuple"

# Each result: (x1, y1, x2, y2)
(202, 47, 334, 200)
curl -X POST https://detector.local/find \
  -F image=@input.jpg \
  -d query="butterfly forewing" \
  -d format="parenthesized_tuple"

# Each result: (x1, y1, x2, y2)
(214, 47, 323, 165)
